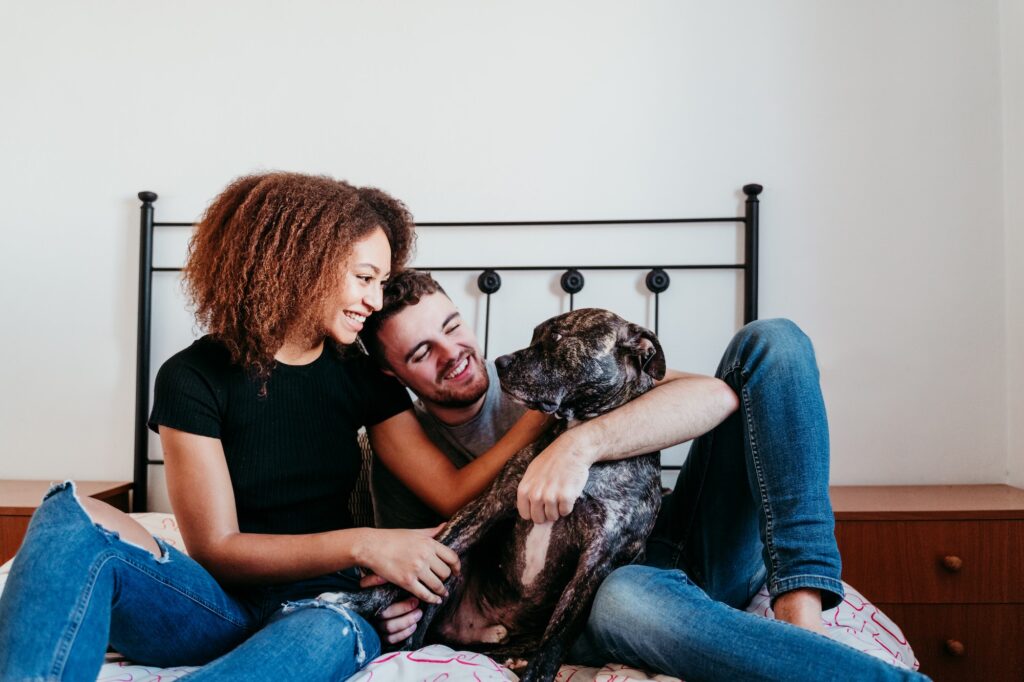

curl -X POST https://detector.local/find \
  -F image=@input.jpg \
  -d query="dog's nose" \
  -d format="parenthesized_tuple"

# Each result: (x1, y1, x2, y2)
(494, 354, 512, 371)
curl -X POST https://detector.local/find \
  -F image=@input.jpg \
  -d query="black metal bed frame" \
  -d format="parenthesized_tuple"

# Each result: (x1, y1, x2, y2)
(133, 183, 763, 511)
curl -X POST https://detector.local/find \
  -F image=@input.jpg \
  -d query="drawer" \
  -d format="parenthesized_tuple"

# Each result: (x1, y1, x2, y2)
(1, 515, 31, 564)
(834, 520, 1023, 603)
(880, 603, 1024, 682)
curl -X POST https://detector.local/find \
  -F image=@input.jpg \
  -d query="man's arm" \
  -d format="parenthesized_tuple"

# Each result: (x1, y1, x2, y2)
(516, 369, 738, 523)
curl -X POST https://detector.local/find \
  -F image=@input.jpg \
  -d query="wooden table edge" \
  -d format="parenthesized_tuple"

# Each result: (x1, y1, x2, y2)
(0, 480, 133, 516)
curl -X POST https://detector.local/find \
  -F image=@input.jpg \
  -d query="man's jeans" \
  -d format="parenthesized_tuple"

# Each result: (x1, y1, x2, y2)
(571, 319, 929, 681)
(0, 482, 380, 681)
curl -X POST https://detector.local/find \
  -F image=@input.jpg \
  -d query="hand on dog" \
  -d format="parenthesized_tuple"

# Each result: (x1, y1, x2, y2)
(357, 525, 459, 605)
(375, 596, 423, 644)
(517, 438, 591, 523)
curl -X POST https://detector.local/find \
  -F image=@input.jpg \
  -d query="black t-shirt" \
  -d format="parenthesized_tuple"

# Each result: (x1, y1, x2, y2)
(148, 336, 410, 536)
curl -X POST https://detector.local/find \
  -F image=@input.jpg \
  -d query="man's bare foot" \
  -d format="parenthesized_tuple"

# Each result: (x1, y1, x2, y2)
(773, 588, 825, 636)
(503, 658, 529, 673)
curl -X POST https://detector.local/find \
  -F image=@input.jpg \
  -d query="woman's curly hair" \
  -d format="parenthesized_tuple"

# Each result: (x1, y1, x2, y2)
(183, 172, 416, 378)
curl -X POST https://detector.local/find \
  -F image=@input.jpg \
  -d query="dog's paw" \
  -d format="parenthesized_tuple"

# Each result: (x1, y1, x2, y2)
(518, 649, 564, 682)
(317, 585, 403, 618)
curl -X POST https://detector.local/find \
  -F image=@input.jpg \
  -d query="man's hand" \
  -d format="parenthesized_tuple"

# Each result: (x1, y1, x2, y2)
(515, 371, 738, 525)
(516, 433, 593, 523)
(375, 596, 423, 644)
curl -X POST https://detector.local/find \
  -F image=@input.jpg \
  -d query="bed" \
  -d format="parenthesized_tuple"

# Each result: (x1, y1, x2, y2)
(0, 184, 921, 679)
(0, 512, 915, 681)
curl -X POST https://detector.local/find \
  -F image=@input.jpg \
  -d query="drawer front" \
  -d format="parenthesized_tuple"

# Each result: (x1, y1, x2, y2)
(835, 520, 1023, 603)
(880, 603, 1024, 682)
(0, 515, 31, 565)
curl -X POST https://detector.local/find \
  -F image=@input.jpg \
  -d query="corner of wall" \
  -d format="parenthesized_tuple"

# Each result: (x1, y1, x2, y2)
(1000, 0, 1024, 488)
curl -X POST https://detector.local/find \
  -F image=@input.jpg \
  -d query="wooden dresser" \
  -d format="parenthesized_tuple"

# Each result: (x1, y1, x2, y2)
(0, 480, 132, 564)
(832, 485, 1024, 682)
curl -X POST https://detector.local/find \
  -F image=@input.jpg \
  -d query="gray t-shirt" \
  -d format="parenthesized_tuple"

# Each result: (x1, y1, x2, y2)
(371, 360, 527, 529)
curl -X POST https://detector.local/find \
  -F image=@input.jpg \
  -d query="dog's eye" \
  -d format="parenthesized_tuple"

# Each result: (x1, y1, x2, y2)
(550, 333, 563, 342)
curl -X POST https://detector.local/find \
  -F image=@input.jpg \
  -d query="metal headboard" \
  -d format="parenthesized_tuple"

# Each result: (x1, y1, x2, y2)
(133, 183, 763, 511)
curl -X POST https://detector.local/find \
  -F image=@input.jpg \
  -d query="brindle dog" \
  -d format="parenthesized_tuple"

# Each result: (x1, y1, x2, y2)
(329, 309, 665, 682)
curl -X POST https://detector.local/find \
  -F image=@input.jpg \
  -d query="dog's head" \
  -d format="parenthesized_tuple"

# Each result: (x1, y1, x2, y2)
(494, 308, 666, 421)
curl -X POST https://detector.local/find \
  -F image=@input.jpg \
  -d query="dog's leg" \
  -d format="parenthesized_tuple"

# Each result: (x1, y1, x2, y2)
(401, 555, 469, 650)
(315, 582, 405, 619)
(407, 467, 524, 649)
(518, 543, 619, 682)
(431, 444, 538, 552)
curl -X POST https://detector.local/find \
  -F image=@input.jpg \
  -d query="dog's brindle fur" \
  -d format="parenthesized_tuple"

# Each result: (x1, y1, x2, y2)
(330, 309, 665, 682)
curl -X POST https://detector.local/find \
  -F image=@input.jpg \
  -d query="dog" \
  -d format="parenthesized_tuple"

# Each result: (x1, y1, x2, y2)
(330, 308, 665, 682)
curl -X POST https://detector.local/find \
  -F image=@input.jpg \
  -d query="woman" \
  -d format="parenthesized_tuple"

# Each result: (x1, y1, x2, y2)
(0, 172, 544, 681)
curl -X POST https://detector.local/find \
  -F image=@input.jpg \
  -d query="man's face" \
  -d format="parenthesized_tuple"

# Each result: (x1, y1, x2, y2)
(376, 292, 489, 408)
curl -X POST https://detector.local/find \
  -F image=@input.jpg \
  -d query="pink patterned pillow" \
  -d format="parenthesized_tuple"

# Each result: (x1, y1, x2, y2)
(745, 583, 918, 671)
(349, 645, 516, 682)
(130, 512, 186, 551)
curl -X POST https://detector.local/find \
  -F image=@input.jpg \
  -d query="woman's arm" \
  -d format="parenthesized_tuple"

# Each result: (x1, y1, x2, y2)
(368, 408, 551, 518)
(160, 426, 458, 603)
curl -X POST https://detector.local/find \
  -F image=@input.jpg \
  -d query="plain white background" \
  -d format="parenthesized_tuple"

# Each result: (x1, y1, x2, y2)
(0, 1, 1021, 504)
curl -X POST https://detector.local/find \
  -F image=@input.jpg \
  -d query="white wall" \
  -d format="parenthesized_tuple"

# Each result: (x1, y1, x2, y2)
(0, 1, 1012, 495)
(1002, 0, 1024, 488)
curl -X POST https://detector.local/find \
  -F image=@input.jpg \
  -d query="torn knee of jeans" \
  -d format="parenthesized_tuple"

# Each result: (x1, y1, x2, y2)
(93, 524, 171, 563)
(280, 598, 368, 664)
(152, 537, 172, 563)
(43, 480, 76, 501)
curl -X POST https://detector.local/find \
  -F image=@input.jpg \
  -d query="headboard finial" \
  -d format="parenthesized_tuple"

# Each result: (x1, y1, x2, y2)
(138, 191, 158, 203)
(560, 269, 585, 295)
(477, 269, 502, 295)
(742, 184, 763, 198)
(645, 268, 671, 294)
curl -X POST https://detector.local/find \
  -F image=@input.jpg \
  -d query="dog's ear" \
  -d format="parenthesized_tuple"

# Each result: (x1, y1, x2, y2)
(621, 323, 666, 380)
(529, 323, 544, 345)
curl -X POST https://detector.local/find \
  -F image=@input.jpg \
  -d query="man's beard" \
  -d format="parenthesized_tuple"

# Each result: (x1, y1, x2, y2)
(427, 354, 489, 408)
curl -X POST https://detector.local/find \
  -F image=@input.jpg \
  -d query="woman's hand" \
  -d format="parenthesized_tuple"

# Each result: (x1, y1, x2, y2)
(357, 526, 460, 605)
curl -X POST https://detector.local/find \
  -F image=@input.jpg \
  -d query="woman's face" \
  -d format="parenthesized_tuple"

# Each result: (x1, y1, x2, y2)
(322, 227, 392, 346)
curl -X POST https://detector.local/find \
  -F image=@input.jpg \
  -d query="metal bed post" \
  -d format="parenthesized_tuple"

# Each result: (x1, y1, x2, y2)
(477, 270, 501, 357)
(645, 268, 670, 336)
(743, 183, 762, 323)
(560, 269, 584, 312)
(133, 191, 157, 512)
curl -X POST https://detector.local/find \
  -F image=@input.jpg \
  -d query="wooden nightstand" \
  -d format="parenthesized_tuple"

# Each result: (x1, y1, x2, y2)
(0, 480, 132, 564)
(831, 485, 1024, 682)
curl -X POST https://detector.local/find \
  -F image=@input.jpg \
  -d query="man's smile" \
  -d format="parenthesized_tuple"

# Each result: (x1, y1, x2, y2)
(441, 354, 473, 382)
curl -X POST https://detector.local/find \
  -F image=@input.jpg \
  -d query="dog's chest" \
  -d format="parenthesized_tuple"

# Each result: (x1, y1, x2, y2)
(499, 516, 584, 597)
(520, 522, 555, 586)
(506, 457, 661, 591)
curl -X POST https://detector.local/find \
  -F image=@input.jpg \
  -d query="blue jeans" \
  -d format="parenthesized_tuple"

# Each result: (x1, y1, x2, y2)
(0, 482, 380, 681)
(570, 319, 929, 681)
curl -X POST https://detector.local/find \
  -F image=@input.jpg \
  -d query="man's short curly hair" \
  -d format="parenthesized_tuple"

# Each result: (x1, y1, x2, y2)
(360, 269, 447, 367)
(183, 172, 416, 378)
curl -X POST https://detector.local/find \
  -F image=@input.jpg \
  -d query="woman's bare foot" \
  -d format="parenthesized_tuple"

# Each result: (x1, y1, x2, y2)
(773, 588, 825, 636)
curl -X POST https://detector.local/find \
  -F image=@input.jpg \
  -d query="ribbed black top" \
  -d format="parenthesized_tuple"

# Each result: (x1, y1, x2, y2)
(148, 336, 410, 535)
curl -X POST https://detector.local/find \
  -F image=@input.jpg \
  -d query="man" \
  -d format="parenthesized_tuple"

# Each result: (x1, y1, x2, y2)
(360, 270, 925, 682)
